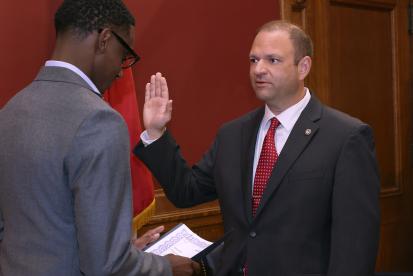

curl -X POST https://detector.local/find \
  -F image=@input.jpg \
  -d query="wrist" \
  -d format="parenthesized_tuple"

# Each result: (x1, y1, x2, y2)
(147, 128, 165, 140)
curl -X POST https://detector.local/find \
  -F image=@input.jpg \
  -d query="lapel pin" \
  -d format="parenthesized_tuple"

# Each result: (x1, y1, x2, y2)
(305, 129, 312, 135)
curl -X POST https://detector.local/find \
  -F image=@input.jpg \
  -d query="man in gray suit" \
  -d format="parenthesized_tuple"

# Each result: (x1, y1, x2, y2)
(0, 0, 198, 275)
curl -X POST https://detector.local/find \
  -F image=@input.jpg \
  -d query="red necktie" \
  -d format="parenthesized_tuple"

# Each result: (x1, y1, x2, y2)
(252, 117, 280, 217)
(244, 118, 280, 275)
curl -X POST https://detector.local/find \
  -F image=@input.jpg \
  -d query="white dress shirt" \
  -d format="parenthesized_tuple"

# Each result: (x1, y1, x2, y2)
(45, 60, 100, 95)
(252, 88, 311, 186)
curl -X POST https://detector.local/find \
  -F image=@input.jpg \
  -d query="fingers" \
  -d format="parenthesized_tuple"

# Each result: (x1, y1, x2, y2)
(150, 75, 156, 98)
(145, 225, 164, 239)
(142, 225, 164, 239)
(132, 238, 145, 250)
(160, 75, 169, 99)
(133, 225, 164, 250)
(140, 232, 160, 244)
(155, 72, 162, 97)
(146, 72, 169, 105)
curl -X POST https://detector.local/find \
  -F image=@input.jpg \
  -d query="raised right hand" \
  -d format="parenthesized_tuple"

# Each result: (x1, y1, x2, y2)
(143, 72, 173, 140)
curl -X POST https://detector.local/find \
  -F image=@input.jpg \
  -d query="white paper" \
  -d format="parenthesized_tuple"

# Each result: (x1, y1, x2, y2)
(143, 223, 212, 258)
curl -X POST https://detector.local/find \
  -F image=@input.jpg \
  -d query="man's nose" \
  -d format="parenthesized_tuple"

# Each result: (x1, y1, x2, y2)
(254, 60, 267, 76)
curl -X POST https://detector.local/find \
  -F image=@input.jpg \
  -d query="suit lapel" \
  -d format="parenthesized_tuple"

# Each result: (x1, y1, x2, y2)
(240, 107, 264, 223)
(254, 95, 323, 218)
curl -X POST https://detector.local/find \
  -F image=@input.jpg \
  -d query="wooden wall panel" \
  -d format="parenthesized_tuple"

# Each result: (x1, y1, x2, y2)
(139, 192, 223, 241)
(328, 2, 398, 193)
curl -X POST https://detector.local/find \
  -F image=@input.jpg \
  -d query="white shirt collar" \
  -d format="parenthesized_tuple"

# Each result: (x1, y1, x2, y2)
(45, 60, 100, 94)
(262, 88, 311, 131)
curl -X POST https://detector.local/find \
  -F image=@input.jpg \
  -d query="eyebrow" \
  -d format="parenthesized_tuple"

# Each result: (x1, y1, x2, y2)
(249, 54, 283, 60)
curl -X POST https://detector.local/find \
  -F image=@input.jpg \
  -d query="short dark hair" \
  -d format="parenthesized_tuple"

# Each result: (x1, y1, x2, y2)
(258, 20, 313, 64)
(55, 0, 135, 37)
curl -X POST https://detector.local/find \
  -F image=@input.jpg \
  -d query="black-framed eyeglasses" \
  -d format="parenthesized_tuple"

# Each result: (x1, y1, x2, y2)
(98, 29, 140, 69)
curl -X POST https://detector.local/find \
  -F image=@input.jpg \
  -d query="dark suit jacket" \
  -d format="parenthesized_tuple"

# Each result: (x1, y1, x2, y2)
(135, 95, 381, 276)
(0, 66, 171, 276)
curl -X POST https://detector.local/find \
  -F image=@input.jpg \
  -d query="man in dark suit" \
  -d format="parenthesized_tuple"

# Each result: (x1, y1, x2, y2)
(134, 21, 381, 275)
(0, 0, 198, 275)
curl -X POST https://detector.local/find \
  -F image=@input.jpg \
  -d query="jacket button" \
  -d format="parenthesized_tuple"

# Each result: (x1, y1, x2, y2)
(249, 231, 257, 238)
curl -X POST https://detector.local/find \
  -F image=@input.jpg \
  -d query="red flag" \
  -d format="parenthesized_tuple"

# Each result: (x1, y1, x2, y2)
(103, 68, 155, 232)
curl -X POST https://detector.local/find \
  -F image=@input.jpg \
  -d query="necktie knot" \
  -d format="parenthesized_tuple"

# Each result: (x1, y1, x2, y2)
(269, 117, 280, 132)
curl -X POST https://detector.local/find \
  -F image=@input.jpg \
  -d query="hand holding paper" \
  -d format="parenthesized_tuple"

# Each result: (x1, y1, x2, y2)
(132, 225, 165, 250)
(165, 254, 201, 276)
(144, 224, 212, 258)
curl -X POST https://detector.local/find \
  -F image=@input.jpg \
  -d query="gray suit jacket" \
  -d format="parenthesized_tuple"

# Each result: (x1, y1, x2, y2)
(0, 66, 171, 276)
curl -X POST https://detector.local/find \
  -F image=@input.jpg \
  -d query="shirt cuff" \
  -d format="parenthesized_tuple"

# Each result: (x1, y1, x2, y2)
(140, 130, 159, 146)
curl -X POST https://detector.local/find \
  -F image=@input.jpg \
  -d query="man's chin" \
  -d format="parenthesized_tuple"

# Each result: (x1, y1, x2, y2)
(254, 89, 274, 101)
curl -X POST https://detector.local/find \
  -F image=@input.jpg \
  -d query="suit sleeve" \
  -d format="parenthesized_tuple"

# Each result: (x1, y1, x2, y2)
(65, 109, 171, 276)
(328, 124, 380, 276)
(134, 130, 218, 208)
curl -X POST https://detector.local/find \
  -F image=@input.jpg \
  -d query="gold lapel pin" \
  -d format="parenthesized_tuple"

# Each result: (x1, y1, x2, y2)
(305, 129, 312, 135)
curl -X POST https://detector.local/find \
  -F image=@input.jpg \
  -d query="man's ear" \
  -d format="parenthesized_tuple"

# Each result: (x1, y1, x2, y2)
(96, 28, 112, 53)
(297, 56, 312, 80)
